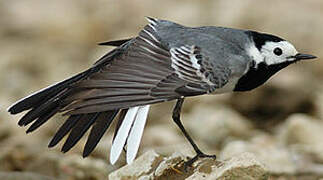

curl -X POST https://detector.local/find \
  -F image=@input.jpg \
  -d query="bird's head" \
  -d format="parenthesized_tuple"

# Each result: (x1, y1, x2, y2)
(248, 31, 316, 67)
(234, 31, 317, 92)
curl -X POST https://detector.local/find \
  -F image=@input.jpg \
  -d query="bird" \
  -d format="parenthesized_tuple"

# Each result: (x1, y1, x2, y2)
(8, 17, 317, 166)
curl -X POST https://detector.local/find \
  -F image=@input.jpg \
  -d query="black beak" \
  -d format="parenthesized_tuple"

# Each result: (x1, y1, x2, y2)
(294, 53, 317, 60)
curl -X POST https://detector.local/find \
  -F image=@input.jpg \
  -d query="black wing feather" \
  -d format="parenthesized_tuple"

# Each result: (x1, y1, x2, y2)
(113, 109, 128, 141)
(98, 38, 132, 46)
(18, 98, 60, 127)
(83, 110, 118, 157)
(48, 115, 81, 148)
(26, 106, 60, 133)
(8, 70, 91, 114)
(61, 113, 99, 153)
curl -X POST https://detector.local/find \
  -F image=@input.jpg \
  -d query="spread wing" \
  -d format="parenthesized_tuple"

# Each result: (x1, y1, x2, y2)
(8, 17, 232, 160)
(63, 19, 231, 115)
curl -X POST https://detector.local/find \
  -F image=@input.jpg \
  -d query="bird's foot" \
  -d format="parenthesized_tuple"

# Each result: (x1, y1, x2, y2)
(183, 153, 217, 171)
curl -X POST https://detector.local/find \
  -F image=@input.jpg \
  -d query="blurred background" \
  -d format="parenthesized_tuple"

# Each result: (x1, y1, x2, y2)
(1, 0, 323, 179)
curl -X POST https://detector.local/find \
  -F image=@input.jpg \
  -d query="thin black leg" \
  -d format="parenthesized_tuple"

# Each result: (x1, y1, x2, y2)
(172, 98, 216, 168)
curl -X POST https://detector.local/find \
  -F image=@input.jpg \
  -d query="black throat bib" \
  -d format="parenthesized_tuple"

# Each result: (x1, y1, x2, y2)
(234, 61, 292, 91)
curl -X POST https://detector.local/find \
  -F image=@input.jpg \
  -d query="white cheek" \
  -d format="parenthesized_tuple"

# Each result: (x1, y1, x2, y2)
(245, 44, 264, 65)
(263, 51, 283, 65)
(261, 41, 298, 65)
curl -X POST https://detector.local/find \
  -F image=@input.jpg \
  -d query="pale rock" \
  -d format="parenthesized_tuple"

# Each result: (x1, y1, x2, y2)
(154, 152, 186, 177)
(58, 154, 112, 180)
(220, 135, 297, 174)
(0, 172, 56, 180)
(209, 152, 268, 180)
(23, 151, 113, 180)
(110, 150, 268, 180)
(109, 150, 163, 180)
(185, 104, 253, 147)
(277, 113, 323, 163)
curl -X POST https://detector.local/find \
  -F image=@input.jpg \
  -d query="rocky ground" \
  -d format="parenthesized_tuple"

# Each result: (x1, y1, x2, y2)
(1, 0, 323, 179)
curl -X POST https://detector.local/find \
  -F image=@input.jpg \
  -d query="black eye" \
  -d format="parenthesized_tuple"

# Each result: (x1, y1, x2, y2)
(273, 47, 283, 56)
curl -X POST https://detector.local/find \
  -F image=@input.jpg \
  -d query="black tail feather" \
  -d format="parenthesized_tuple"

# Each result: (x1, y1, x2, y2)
(113, 109, 128, 141)
(83, 110, 118, 157)
(48, 115, 81, 148)
(61, 113, 99, 153)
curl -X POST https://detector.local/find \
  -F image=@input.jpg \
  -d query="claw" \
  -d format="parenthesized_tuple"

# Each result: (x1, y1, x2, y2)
(170, 166, 183, 174)
(183, 153, 217, 171)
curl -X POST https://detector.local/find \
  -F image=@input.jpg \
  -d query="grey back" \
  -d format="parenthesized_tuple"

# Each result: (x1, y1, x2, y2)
(153, 19, 254, 78)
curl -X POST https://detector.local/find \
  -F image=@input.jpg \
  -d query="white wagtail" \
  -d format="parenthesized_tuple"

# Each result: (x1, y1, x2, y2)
(8, 17, 316, 166)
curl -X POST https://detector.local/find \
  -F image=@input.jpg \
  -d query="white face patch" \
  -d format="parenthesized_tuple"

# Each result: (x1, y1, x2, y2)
(260, 41, 298, 65)
(246, 43, 264, 66)
(246, 40, 299, 66)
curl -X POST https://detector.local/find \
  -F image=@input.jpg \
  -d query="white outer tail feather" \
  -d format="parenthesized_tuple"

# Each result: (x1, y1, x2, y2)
(126, 105, 150, 164)
(109, 105, 150, 164)
(110, 107, 139, 164)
